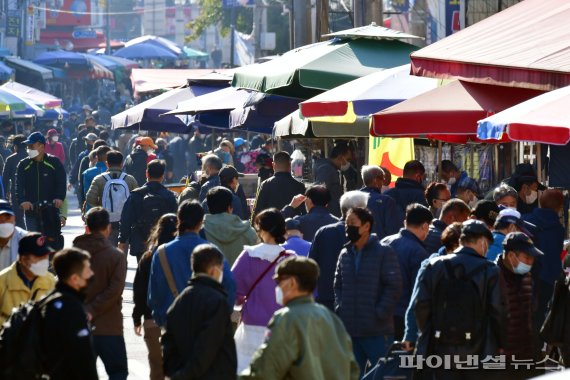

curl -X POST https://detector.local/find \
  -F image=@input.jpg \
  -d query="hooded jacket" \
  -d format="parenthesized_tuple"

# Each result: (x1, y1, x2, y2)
(203, 212, 258, 266)
(384, 178, 428, 221)
(73, 233, 127, 336)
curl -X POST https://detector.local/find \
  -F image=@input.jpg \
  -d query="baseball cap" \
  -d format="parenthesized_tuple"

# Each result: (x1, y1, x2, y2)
(84, 132, 98, 142)
(234, 137, 245, 149)
(461, 219, 493, 242)
(18, 233, 54, 257)
(23, 132, 46, 145)
(285, 218, 301, 231)
(457, 176, 479, 194)
(273, 256, 320, 282)
(219, 165, 244, 181)
(470, 200, 500, 226)
(496, 208, 536, 237)
(47, 129, 58, 136)
(503, 232, 544, 257)
(0, 200, 15, 216)
(137, 136, 158, 149)
(82, 104, 93, 111)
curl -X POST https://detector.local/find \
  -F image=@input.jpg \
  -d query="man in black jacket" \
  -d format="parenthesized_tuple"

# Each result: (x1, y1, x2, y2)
(312, 144, 352, 217)
(43, 247, 98, 380)
(125, 137, 156, 187)
(198, 154, 223, 202)
(253, 151, 305, 220)
(16, 132, 66, 250)
(384, 160, 428, 223)
(162, 244, 237, 380)
(2, 135, 27, 228)
(119, 160, 178, 259)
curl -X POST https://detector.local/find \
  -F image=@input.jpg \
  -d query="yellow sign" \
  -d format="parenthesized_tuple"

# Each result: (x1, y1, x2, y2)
(368, 137, 415, 184)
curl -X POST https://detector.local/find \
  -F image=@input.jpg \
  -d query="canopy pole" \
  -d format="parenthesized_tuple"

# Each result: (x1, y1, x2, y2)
(211, 130, 216, 151)
(437, 141, 443, 181)
(536, 143, 543, 184)
(494, 145, 500, 186)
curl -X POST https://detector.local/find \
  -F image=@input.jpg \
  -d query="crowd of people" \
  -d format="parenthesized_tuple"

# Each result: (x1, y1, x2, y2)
(0, 109, 568, 380)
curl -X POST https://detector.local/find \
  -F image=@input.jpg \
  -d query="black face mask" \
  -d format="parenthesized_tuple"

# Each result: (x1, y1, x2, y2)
(346, 225, 361, 243)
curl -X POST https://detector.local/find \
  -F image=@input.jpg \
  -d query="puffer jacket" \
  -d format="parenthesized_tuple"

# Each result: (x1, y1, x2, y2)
(423, 219, 448, 254)
(415, 247, 503, 358)
(497, 256, 536, 360)
(334, 235, 402, 337)
(384, 178, 428, 220)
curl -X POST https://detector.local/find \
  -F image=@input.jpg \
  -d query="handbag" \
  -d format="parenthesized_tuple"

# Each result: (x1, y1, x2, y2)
(232, 250, 289, 324)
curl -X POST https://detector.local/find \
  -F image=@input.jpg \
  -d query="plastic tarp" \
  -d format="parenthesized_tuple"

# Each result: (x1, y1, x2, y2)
(410, 0, 570, 91)
(130, 69, 232, 96)
(1, 82, 62, 108)
(3, 57, 53, 80)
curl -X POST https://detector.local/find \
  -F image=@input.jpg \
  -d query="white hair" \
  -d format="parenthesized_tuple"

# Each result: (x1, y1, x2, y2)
(340, 191, 369, 218)
(361, 165, 383, 186)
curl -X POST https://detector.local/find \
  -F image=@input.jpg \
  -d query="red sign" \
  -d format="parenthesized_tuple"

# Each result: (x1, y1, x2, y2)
(46, 0, 91, 27)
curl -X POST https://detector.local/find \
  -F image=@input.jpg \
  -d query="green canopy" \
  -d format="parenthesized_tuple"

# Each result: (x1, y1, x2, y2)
(232, 38, 418, 99)
(183, 47, 209, 60)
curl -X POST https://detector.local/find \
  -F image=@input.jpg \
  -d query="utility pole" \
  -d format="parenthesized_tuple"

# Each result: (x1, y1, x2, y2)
(230, 2, 236, 67)
(105, 0, 111, 55)
(354, 0, 365, 27)
(293, 0, 310, 48)
(289, 0, 294, 49)
(315, 0, 329, 42)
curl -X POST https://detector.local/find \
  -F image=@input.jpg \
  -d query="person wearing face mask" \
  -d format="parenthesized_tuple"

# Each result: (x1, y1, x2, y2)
(492, 184, 518, 209)
(241, 256, 360, 380)
(423, 198, 471, 254)
(42, 248, 98, 380)
(162, 244, 237, 380)
(217, 165, 248, 220)
(2, 135, 28, 228)
(382, 203, 433, 341)
(313, 143, 352, 217)
(124, 136, 158, 187)
(44, 129, 66, 165)
(414, 220, 501, 379)
(16, 132, 66, 250)
(202, 187, 258, 266)
(486, 208, 536, 263)
(496, 232, 543, 379)
(281, 184, 339, 242)
(72, 207, 128, 380)
(440, 160, 472, 198)
(0, 200, 28, 272)
(425, 182, 451, 220)
(515, 177, 543, 215)
(455, 176, 481, 209)
(197, 154, 223, 202)
(384, 160, 429, 222)
(0, 232, 55, 325)
(334, 207, 402, 377)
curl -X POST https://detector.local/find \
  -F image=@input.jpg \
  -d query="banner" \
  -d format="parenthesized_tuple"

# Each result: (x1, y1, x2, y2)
(368, 137, 415, 185)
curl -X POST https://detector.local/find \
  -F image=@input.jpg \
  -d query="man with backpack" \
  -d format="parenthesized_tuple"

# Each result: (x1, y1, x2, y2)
(414, 220, 502, 379)
(119, 160, 177, 260)
(86, 151, 138, 245)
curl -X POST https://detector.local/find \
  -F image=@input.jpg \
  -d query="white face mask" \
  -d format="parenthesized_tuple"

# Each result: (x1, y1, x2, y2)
(27, 149, 39, 159)
(51, 136, 59, 142)
(275, 286, 284, 305)
(447, 177, 457, 186)
(340, 161, 351, 172)
(217, 267, 224, 284)
(0, 223, 15, 238)
(526, 190, 538, 204)
(29, 258, 49, 277)
(468, 196, 478, 208)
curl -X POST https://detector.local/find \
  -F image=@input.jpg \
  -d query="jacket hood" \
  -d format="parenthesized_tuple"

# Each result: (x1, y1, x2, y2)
(72, 233, 112, 255)
(528, 208, 562, 230)
(203, 213, 255, 243)
(395, 177, 424, 190)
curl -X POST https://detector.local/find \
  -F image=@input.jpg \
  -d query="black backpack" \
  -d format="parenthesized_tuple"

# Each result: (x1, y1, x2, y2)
(0, 291, 61, 380)
(432, 261, 490, 346)
(134, 187, 170, 238)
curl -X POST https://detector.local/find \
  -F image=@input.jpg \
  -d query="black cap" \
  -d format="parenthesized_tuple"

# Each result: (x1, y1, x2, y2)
(18, 233, 54, 257)
(470, 200, 499, 226)
(0, 200, 15, 216)
(219, 165, 244, 181)
(273, 256, 320, 281)
(461, 219, 493, 242)
(285, 218, 301, 231)
(503, 232, 544, 257)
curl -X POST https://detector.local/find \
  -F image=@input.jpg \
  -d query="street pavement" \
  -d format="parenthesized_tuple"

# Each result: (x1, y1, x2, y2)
(62, 192, 150, 379)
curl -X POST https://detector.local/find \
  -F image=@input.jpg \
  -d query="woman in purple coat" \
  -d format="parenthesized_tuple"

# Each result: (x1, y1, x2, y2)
(231, 208, 295, 372)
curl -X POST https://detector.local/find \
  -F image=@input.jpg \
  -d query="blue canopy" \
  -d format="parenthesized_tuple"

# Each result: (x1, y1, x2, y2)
(33, 51, 91, 68)
(85, 54, 120, 71)
(40, 108, 69, 121)
(113, 42, 179, 61)
(0, 62, 14, 81)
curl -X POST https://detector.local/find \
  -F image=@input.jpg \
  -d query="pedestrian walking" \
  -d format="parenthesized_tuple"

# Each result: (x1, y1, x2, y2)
(125, 137, 157, 187)
(44, 129, 66, 165)
(2, 135, 28, 227)
(425, 182, 451, 220)
(282, 218, 311, 256)
(163, 244, 237, 379)
(423, 199, 470, 254)
(312, 144, 352, 217)
(0, 200, 27, 271)
(384, 160, 429, 221)
(487, 208, 535, 263)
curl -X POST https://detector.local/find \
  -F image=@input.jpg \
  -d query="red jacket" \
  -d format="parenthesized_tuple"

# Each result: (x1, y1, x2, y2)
(44, 142, 66, 164)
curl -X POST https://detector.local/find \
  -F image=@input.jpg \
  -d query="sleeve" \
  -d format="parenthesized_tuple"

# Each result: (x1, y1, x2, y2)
(383, 196, 403, 236)
(119, 193, 135, 243)
(15, 160, 26, 205)
(133, 253, 151, 326)
(1, 158, 12, 198)
(85, 175, 101, 208)
(403, 258, 430, 342)
(148, 249, 167, 326)
(333, 252, 343, 312)
(85, 253, 127, 318)
(375, 247, 402, 320)
(251, 181, 267, 221)
(280, 205, 297, 219)
(414, 262, 435, 333)
(231, 251, 251, 305)
(221, 260, 236, 311)
(239, 315, 299, 379)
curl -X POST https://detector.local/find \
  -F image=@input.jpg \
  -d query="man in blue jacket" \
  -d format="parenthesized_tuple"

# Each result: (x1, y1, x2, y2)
(382, 203, 432, 340)
(423, 199, 471, 254)
(148, 200, 236, 327)
(360, 165, 402, 239)
(384, 160, 428, 223)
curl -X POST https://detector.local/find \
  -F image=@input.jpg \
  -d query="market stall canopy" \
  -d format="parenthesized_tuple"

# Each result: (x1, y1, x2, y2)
(478, 85, 570, 145)
(232, 38, 418, 99)
(101, 55, 140, 69)
(113, 42, 179, 61)
(323, 23, 422, 41)
(0, 62, 14, 81)
(131, 69, 232, 97)
(111, 83, 228, 133)
(229, 94, 300, 133)
(0, 89, 43, 118)
(410, 0, 570, 91)
(125, 35, 183, 56)
(184, 47, 209, 60)
(0, 81, 62, 108)
(300, 64, 439, 123)
(33, 51, 91, 68)
(165, 87, 251, 115)
(274, 109, 369, 138)
(3, 57, 53, 80)
(371, 80, 544, 143)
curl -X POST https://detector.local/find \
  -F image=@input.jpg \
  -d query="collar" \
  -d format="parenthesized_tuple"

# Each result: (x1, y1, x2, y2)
(274, 171, 293, 178)
(457, 246, 485, 259)
(286, 295, 314, 307)
(432, 219, 447, 231)
(347, 235, 377, 252)
(16, 262, 35, 289)
(244, 243, 284, 261)
(190, 274, 226, 292)
(400, 228, 425, 246)
(95, 162, 107, 170)
(395, 177, 424, 190)
(56, 281, 84, 300)
(309, 206, 330, 214)
(360, 186, 381, 194)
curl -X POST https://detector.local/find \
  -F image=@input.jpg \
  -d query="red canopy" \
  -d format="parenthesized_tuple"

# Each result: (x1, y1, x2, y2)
(410, 0, 570, 91)
(371, 80, 544, 143)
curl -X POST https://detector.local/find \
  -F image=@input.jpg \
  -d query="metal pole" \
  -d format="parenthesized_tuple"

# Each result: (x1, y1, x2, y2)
(536, 143, 542, 184)
(230, 4, 236, 67)
(105, 0, 111, 55)
(437, 141, 443, 180)
(289, 0, 294, 49)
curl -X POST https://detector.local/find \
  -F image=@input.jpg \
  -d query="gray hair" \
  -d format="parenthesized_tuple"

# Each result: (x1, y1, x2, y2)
(493, 184, 518, 202)
(340, 191, 369, 218)
(361, 165, 384, 187)
(201, 154, 223, 172)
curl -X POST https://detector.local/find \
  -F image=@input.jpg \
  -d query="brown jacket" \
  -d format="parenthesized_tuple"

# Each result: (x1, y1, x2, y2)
(73, 233, 127, 336)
